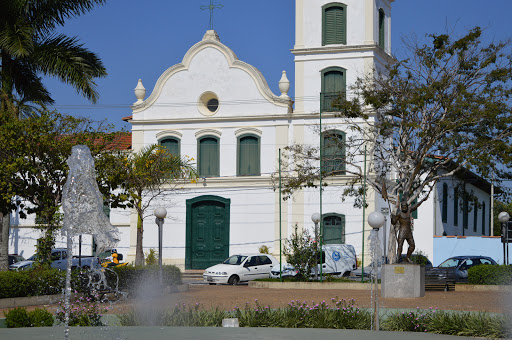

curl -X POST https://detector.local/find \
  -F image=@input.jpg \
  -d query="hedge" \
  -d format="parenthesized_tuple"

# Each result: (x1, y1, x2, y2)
(112, 265, 182, 296)
(468, 264, 512, 285)
(0, 264, 181, 299)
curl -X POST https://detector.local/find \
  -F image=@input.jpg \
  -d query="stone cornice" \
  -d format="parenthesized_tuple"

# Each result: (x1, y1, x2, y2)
(291, 43, 395, 62)
(128, 112, 345, 125)
(132, 31, 289, 114)
(162, 173, 359, 190)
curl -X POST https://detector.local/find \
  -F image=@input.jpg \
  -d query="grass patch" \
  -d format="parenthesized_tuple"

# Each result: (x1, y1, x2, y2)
(118, 301, 510, 338)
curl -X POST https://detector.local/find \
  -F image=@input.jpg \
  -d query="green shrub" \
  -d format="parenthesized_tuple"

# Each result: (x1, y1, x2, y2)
(0, 271, 30, 298)
(55, 294, 108, 326)
(28, 267, 65, 296)
(382, 307, 433, 332)
(258, 245, 270, 254)
(0, 267, 95, 299)
(145, 249, 158, 265)
(28, 308, 54, 327)
(5, 307, 31, 328)
(468, 264, 512, 285)
(282, 223, 318, 281)
(113, 264, 181, 295)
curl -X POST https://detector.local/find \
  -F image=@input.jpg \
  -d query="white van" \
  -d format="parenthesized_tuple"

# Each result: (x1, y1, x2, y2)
(270, 244, 357, 279)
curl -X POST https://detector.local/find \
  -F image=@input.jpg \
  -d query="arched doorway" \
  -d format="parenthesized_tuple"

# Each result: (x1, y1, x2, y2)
(185, 195, 230, 269)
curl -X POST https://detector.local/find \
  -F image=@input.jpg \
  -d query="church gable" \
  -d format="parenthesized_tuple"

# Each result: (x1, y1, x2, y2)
(132, 31, 290, 120)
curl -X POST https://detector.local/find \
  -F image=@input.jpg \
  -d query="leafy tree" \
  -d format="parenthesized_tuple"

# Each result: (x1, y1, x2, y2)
(283, 224, 319, 281)
(493, 199, 512, 236)
(0, 0, 107, 116)
(108, 145, 197, 266)
(276, 27, 512, 262)
(0, 109, 120, 267)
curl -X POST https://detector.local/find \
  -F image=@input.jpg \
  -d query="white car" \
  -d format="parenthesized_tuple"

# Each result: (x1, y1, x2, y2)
(203, 253, 279, 285)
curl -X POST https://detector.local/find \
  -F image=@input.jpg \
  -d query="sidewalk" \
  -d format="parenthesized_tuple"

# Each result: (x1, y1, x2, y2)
(0, 326, 482, 340)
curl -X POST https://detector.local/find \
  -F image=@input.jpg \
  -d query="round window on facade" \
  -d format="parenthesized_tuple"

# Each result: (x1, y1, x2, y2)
(207, 98, 219, 112)
(198, 92, 220, 116)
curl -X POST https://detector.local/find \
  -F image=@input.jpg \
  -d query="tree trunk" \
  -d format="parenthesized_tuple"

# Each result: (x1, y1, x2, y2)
(0, 212, 10, 271)
(387, 224, 398, 264)
(135, 214, 144, 266)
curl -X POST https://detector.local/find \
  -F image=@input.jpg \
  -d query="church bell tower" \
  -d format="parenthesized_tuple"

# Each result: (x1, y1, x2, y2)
(292, 0, 394, 114)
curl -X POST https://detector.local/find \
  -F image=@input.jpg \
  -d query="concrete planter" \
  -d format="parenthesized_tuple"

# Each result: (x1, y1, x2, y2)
(249, 281, 379, 290)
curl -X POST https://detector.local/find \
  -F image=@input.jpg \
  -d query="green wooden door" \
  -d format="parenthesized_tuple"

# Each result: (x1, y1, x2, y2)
(186, 196, 230, 269)
(323, 214, 345, 244)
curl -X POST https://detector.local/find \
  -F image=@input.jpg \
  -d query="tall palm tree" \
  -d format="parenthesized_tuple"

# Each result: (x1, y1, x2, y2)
(0, 0, 108, 117)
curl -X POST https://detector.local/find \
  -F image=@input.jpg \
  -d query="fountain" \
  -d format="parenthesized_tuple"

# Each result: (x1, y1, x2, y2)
(367, 211, 385, 331)
(61, 145, 120, 338)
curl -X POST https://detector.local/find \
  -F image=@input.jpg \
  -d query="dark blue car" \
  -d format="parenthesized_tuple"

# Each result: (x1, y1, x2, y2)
(438, 256, 497, 282)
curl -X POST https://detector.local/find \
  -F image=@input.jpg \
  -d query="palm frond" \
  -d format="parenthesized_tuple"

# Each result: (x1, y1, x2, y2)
(32, 34, 107, 103)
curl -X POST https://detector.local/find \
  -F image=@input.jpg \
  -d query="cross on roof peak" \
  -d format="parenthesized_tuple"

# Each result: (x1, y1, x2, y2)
(200, 0, 223, 31)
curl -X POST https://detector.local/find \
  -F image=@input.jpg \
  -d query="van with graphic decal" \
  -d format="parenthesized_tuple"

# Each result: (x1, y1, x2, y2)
(270, 244, 357, 279)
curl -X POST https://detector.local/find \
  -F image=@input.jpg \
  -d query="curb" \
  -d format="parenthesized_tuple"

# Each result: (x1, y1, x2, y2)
(249, 281, 380, 290)
(249, 281, 512, 292)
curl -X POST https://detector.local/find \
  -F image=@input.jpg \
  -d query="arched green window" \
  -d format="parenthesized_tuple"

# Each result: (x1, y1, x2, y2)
(321, 67, 346, 112)
(160, 137, 180, 157)
(322, 130, 346, 175)
(378, 9, 385, 49)
(323, 213, 345, 244)
(453, 190, 459, 226)
(473, 199, 478, 233)
(481, 201, 486, 235)
(442, 183, 448, 223)
(237, 134, 260, 176)
(463, 192, 469, 230)
(322, 3, 347, 46)
(198, 136, 219, 177)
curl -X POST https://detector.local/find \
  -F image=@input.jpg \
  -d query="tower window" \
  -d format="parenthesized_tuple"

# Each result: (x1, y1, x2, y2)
(322, 3, 347, 46)
(321, 67, 346, 112)
(378, 9, 385, 49)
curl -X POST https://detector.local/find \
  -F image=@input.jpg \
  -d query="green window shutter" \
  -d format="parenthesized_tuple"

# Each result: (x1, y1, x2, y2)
(463, 193, 468, 229)
(322, 130, 346, 175)
(160, 138, 180, 157)
(323, 5, 346, 45)
(323, 214, 345, 244)
(321, 68, 346, 112)
(238, 135, 260, 176)
(453, 190, 458, 226)
(442, 183, 448, 223)
(473, 200, 478, 233)
(378, 9, 385, 48)
(198, 137, 219, 177)
(481, 202, 486, 235)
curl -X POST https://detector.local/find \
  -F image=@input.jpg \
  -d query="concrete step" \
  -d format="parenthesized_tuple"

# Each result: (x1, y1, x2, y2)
(182, 270, 204, 280)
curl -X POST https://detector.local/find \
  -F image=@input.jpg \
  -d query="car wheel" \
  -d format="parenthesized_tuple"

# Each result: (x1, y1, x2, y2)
(228, 275, 240, 285)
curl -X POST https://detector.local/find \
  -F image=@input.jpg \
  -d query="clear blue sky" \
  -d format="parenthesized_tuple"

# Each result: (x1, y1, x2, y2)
(44, 0, 511, 131)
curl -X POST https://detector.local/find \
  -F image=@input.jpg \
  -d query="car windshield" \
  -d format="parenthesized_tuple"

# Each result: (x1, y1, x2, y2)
(28, 255, 38, 261)
(439, 258, 461, 268)
(222, 255, 247, 265)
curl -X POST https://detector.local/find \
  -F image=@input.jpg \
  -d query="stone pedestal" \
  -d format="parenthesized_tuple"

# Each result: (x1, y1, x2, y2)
(381, 264, 425, 298)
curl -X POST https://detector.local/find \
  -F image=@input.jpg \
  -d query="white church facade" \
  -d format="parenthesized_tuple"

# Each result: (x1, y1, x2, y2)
(9, 0, 494, 269)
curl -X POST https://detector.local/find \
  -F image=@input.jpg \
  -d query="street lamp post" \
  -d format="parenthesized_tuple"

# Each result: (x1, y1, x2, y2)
(368, 211, 385, 331)
(499, 212, 510, 265)
(154, 207, 167, 287)
(311, 213, 321, 280)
